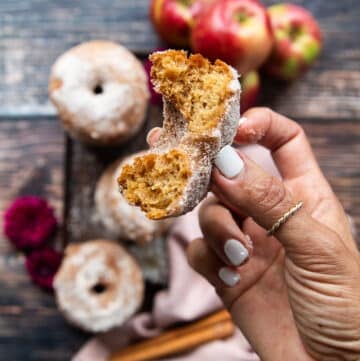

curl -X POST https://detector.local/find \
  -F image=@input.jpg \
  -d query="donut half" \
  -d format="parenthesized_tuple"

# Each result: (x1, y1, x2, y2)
(118, 50, 241, 220)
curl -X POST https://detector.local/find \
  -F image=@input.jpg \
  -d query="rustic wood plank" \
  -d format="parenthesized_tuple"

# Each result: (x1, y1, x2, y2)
(300, 118, 360, 241)
(0, 119, 64, 246)
(0, 0, 159, 116)
(0, 119, 88, 361)
(1, 0, 359, 119)
(260, 69, 360, 120)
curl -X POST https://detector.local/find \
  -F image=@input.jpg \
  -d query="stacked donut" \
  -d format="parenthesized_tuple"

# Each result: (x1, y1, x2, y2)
(54, 240, 144, 332)
(49, 40, 149, 146)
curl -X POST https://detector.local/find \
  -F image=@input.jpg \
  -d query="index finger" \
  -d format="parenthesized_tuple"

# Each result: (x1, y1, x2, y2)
(235, 107, 328, 186)
(146, 127, 162, 148)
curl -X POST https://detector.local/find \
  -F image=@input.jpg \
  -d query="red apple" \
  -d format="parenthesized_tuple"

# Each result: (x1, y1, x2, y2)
(150, 0, 214, 48)
(191, 0, 273, 74)
(240, 70, 260, 112)
(264, 3, 322, 80)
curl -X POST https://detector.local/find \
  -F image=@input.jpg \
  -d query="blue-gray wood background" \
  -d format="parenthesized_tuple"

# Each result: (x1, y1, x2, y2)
(0, 1, 359, 360)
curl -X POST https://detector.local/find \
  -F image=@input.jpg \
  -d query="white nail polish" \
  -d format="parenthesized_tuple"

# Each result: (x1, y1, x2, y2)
(224, 239, 249, 266)
(218, 267, 241, 287)
(215, 145, 244, 179)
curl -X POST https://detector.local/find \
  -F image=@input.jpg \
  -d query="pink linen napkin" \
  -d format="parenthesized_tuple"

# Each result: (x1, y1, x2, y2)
(72, 145, 278, 361)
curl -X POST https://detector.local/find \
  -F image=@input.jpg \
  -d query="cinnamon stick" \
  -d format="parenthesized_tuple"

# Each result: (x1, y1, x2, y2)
(113, 309, 231, 355)
(109, 310, 234, 361)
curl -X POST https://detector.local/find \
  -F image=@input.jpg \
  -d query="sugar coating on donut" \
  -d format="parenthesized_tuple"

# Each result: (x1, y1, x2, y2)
(49, 41, 149, 146)
(95, 154, 173, 243)
(54, 240, 144, 332)
(118, 50, 240, 220)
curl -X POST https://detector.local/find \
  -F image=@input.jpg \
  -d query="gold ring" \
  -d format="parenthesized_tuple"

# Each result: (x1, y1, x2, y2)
(267, 201, 303, 236)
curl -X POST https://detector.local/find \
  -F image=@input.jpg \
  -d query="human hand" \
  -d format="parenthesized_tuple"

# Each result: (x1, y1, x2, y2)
(183, 108, 360, 361)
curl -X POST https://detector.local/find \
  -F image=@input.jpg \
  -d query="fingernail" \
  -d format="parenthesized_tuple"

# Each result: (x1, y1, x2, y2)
(245, 234, 253, 247)
(238, 117, 247, 127)
(146, 127, 161, 145)
(224, 239, 249, 266)
(218, 267, 241, 287)
(215, 145, 244, 178)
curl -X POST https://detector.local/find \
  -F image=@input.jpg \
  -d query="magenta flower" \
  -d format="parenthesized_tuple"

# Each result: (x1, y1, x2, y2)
(25, 248, 63, 290)
(3, 196, 57, 251)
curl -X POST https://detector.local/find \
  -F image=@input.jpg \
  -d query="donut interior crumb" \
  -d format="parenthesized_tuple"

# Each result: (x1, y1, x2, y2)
(150, 50, 233, 133)
(118, 149, 191, 220)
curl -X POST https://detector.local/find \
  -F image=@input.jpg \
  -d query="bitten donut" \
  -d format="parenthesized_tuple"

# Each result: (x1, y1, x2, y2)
(54, 239, 144, 332)
(118, 50, 240, 219)
(95, 154, 173, 244)
(49, 40, 149, 146)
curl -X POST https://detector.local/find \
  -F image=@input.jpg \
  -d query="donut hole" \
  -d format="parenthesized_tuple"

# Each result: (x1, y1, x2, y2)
(118, 149, 191, 220)
(93, 84, 104, 95)
(91, 282, 107, 294)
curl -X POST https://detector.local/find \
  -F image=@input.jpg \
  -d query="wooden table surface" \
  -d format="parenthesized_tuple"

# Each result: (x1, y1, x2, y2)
(0, 0, 359, 360)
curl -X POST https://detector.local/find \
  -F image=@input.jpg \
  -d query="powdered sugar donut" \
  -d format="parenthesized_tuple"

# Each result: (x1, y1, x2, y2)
(118, 50, 240, 219)
(95, 154, 173, 244)
(49, 41, 149, 146)
(54, 239, 144, 332)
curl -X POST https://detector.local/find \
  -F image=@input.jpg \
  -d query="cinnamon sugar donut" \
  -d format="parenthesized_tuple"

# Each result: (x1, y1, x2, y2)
(49, 41, 149, 146)
(54, 239, 144, 332)
(118, 50, 240, 219)
(95, 154, 173, 244)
